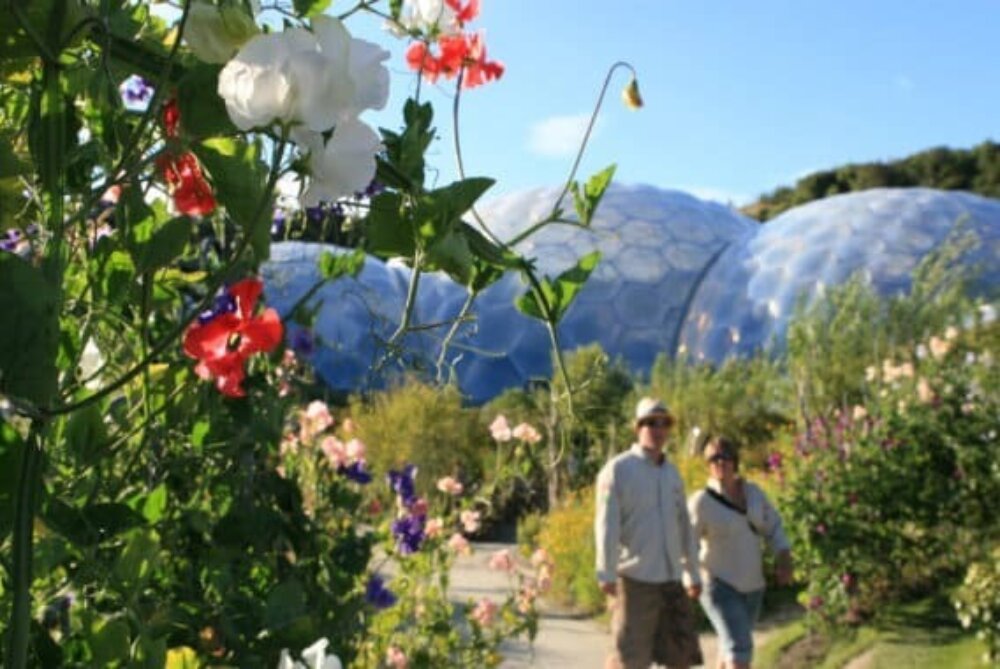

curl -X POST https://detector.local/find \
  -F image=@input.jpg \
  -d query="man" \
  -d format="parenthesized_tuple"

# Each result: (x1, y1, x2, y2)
(595, 397, 703, 669)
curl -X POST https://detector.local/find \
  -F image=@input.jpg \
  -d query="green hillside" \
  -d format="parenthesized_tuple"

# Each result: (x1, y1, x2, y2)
(743, 140, 1000, 221)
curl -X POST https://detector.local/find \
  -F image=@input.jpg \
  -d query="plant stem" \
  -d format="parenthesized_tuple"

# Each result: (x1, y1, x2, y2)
(549, 60, 636, 221)
(7, 425, 45, 669)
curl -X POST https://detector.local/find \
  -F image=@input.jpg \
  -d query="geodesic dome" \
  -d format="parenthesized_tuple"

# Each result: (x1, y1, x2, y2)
(678, 188, 1000, 361)
(262, 185, 1000, 403)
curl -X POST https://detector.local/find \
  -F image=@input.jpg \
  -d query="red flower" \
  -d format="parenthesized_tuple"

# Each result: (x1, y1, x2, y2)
(445, 0, 479, 25)
(163, 98, 181, 138)
(158, 151, 217, 217)
(461, 33, 504, 89)
(183, 278, 284, 397)
(405, 32, 503, 88)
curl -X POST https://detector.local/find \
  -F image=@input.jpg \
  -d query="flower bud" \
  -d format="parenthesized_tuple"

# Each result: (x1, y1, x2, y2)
(622, 76, 643, 110)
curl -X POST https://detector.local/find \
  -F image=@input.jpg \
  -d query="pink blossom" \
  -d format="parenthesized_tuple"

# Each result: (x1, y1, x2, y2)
(460, 509, 481, 533)
(320, 436, 347, 467)
(425, 517, 445, 538)
(808, 595, 825, 610)
(815, 523, 828, 536)
(536, 564, 553, 593)
(280, 433, 300, 457)
(345, 438, 366, 461)
(436, 476, 464, 496)
(470, 598, 498, 627)
(489, 415, 512, 442)
(409, 497, 429, 517)
(488, 549, 515, 572)
(385, 646, 408, 669)
(766, 452, 783, 472)
(305, 400, 333, 429)
(447, 532, 471, 555)
(530, 548, 551, 569)
(512, 422, 541, 444)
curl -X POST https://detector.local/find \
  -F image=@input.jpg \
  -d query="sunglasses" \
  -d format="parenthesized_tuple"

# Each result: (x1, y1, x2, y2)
(707, 453, 735, 464)
(639, 418, 672, 429)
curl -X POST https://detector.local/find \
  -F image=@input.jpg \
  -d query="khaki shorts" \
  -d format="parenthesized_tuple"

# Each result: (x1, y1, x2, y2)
(609, 577, 703, 669)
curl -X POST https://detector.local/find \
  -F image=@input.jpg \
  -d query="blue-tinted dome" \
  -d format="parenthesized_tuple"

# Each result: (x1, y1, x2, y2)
(262, 186, 1000, 403)
(679, 188, 1000, 361)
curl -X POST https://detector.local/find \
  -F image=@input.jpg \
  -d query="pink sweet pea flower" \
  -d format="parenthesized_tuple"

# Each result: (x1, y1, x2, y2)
(346, 438, 366, 461)
(320, 436, 347, 467)
(512, 422, 541, 444)
(386, 646, 408, 669)
(425, 517, 445, 538)
(447, 532, 471, 555)
(460, 509, 481, 533)
(470, 598, 498, 627)
(436, 476, 464, 496)
(530, 548, 551, 569)
(488, 549, 515, 572)
(489, 415, 512, 442)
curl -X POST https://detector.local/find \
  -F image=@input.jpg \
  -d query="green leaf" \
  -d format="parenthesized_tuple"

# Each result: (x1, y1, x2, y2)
(516, 250, 601, 324)
(378, 98, 435, 191)
(293, 0, 332, 17)
(43, 499, 146, 546)
(90, 617, 131, 666)
(63, 404, 108, 465)
(571, 164, 616, 226)
(195, 137, 270, 259)
(318, 248, 366, 281)
(0, 133, 29, 178)
(365, 192, 415, 259)
(0, 253, 59, 405)
(415, 177, 494, 241)
(113, 529, 161, 588)
(130, 215, 191, 274)
(101, 250, 137, 305)
(177, 64, 236, 138)
(191, 420, 210, 448)
(140, 484, 168, 524)
(425, 229, 473, 284)
(264, 579, 307, 630)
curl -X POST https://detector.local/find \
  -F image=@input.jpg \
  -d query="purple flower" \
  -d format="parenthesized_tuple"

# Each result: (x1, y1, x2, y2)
(391, 514, 426, 554)
(387, 464, 418, 508)
(808, 595, 825, 610)
(271, 211, 287, 237)
(365, 574, 397, 609)
(338, 461, 372, 484)
(120, 75, 153, 106)
(197, 290, 237, 325)
(290, 328, 315, 356)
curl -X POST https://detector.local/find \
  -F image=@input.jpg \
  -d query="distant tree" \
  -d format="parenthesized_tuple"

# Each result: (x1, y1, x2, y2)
(746, 140, 1000, 221)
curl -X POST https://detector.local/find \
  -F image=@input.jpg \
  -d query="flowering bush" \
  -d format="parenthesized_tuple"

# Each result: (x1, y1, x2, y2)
(953, 544, 1000, 664)
(781, 268, 1000, 630)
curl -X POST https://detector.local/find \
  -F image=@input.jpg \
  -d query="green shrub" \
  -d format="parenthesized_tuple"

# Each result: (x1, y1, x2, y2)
(348, 379, 485, 493)
(536, 487, 604, 615)
(954, 544, 1000, 664)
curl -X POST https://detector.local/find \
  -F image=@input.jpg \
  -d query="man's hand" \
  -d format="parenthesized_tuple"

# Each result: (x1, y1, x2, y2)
(600, 581, 617, 597)
(686, 584, 702, 599)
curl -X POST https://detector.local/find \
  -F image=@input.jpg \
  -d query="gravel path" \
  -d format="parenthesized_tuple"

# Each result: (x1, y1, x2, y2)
(453, 542, 774, 668)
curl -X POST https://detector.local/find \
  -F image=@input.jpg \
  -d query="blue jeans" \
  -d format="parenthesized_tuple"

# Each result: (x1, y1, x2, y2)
(699, 577, 764, 664)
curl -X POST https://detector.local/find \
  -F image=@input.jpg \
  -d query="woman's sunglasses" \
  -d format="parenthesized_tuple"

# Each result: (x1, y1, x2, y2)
(707, 453, 735, 464)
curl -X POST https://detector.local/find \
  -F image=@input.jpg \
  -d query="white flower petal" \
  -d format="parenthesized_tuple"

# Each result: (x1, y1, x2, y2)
(300, 638, 330, 669)
(302, 119, 381, 206)
(348, 38, 390, 114)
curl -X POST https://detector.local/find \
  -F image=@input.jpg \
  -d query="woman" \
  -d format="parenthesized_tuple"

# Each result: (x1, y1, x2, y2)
(688, 436, 792, 669)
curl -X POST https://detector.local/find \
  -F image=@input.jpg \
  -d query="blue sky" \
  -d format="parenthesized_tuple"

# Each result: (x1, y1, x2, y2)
(347, 1, 1000, 205)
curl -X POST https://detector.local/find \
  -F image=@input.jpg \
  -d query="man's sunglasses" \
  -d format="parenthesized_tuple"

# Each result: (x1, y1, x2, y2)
(707, 453, 735, 464)
(639, 418, 672, 429)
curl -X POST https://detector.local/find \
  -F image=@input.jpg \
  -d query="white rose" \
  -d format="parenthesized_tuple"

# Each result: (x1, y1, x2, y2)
(184, 1, 259, 64)
(299, 118, 382, 207)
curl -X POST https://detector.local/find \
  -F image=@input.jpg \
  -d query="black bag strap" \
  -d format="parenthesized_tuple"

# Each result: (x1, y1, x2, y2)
(704, 487, 760, 536)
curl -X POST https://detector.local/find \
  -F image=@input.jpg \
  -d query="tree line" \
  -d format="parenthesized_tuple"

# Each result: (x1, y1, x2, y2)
(744, 140, 1000, 221)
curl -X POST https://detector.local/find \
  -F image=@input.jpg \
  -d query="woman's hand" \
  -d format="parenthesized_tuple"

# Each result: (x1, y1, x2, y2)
(775, 550, 794, 586)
